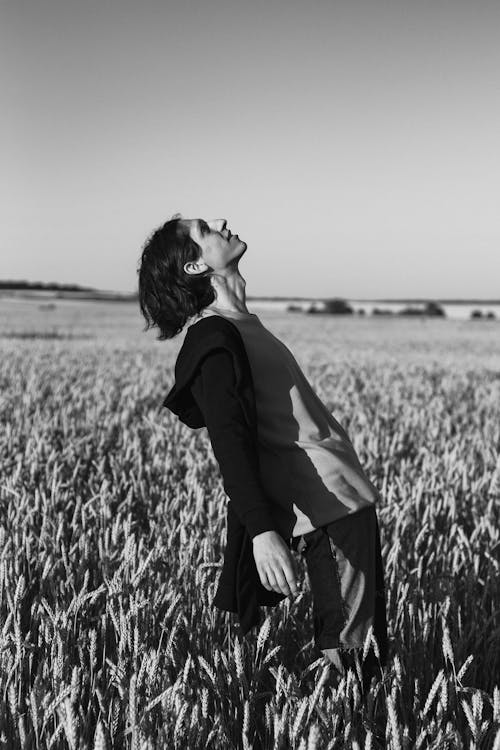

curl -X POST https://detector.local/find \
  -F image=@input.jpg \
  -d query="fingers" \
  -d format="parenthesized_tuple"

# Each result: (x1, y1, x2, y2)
(286, 562, 300, 597)
(253, 536, 302, 597)
(260, 556, 300, 598)
(274, 568, 300, 598)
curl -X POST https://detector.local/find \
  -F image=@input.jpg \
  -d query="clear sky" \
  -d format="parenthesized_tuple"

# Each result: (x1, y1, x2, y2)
(2, 0, 499, 297)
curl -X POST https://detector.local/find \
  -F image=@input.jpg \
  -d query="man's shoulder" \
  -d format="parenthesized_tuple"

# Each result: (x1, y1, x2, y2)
(183, 315, 244, 351)
(176, 315, 245, 374)
(162, 314, 254, 423)
(185, 314, 240, 336)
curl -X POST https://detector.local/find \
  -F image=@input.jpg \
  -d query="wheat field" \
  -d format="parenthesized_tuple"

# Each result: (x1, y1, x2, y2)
(0, 297, 499, 749)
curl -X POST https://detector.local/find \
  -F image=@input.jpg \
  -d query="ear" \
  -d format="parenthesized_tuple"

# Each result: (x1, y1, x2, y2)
(184, 261, 205, 275)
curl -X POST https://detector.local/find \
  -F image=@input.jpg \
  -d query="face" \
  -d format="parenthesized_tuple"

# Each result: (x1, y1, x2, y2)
(182, 218, 247, 276)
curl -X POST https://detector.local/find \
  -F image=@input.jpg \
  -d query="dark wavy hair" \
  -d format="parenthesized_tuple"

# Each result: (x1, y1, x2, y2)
(137, 213, 216, 340)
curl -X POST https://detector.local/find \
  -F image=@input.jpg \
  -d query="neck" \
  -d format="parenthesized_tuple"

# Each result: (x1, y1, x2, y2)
(206, 266, 249, 314)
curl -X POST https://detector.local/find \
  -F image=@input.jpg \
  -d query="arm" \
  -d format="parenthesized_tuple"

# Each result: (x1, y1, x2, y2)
(190, 347, 277, 539)
(190, 347, 300, 599)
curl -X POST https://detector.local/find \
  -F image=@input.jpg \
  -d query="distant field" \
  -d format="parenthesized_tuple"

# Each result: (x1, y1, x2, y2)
(1, 297, 499, 748)
(1, 296, 500, 363)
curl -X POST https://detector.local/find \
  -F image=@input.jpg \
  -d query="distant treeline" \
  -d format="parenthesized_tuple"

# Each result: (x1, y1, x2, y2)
(290, 298, 497, 320)
(290, 298, 448, 316)
(0, 280, 97, 292)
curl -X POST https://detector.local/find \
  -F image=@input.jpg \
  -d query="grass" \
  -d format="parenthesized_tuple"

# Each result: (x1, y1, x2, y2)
(0, 298, 499, 749)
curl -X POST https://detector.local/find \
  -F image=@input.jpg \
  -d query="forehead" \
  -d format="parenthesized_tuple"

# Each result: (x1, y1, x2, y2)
(182, 217, 203, 236)
(182, 218, 205, 231)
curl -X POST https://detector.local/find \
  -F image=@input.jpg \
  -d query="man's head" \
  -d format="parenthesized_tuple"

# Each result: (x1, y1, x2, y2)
(137, 213, 247, 340)
(182, 217, 247, 277)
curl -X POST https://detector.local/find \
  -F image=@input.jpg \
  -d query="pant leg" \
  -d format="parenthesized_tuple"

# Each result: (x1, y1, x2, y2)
(301, 506, 388, 665)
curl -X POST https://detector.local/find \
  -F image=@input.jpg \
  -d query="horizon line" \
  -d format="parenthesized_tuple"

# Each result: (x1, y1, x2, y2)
(0, 281, 499, 305)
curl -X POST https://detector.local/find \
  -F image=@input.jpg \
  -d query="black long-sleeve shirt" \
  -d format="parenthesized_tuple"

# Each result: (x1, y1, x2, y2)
(190, 348, 277, 539)
(161, 314, 291, 636)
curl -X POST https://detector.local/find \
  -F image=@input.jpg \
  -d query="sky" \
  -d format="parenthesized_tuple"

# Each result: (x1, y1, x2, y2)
(1, 0, 499, 298)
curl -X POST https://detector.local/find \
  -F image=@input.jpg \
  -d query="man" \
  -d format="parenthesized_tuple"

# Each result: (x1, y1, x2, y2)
(138, 213, 388, 690)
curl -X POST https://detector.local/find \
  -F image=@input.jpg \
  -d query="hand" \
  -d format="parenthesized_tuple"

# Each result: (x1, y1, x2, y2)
(252, 530, 300, 598)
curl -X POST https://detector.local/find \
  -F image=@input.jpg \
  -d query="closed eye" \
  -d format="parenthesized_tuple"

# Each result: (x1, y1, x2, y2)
(199, 220, 210, 236)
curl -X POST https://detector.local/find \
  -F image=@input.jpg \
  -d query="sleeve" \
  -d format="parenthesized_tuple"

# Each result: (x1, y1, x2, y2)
(190, 347, 278, 539)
